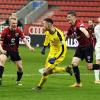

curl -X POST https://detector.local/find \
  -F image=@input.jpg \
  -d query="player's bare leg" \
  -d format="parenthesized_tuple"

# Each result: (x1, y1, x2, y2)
(0, 54, 7, 85)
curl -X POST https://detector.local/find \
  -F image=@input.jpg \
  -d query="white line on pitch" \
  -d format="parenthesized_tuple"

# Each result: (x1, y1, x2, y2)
(3, 73, 94, 77)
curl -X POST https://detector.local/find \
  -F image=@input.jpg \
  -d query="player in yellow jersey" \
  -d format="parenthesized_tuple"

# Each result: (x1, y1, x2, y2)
(33, 18, 72, 91)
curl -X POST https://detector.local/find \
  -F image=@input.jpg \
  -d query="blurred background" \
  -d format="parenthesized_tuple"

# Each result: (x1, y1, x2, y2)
(0, 0, 100, 47)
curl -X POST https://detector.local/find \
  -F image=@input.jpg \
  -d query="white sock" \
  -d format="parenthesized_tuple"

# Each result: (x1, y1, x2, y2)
(94, 70, 100, 81)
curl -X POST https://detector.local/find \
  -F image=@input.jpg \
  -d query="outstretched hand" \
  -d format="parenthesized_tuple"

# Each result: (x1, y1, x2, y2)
(29, 47, 35, 52)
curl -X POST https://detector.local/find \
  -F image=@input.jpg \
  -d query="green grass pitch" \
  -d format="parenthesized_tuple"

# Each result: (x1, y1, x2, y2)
(0, 46, 100, 100)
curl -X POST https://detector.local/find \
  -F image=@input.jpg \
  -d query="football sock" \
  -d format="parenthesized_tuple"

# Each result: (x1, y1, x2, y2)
(92, 64, 100, 70)
(52, 67, 65, 73)
(0, 66, 4, 79)
(72, 65, 81, 83)
(38, 75, 48, 87)
(94, 70, 100, 81)
(17, 71, 23, 81)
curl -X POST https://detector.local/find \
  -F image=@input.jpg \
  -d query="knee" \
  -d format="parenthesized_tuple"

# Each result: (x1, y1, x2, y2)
(71, 58, 80, 67)
(71, 63, 78, 67)
(43, 68, 53, 76)
(87, 64, 93, 70)
(18, 67, 23, 72)
(0, 58, 5, 66)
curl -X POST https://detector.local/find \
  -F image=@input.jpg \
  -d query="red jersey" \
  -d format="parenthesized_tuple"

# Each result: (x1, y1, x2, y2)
(67, 20, 93, 47)
(1, 27, 25, 52)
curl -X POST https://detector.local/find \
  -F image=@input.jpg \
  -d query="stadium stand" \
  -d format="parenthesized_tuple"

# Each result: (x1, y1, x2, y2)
(0, 0, 28, 22)
(31, 0, 100, 31)
(0, 0, 100, 32)
(46, 0, 100, 30)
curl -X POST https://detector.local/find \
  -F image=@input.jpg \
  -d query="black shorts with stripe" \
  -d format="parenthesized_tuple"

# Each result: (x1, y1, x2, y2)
(74, 44, 94, 63)
(6, 51, 21, 61)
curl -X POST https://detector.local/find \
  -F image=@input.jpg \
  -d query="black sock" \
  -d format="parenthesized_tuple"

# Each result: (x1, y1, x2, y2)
(72, 65, 81, 83)
(0, 66, 4, 79)
(92, 64, 100, 70)
(17, 71, 23, 81)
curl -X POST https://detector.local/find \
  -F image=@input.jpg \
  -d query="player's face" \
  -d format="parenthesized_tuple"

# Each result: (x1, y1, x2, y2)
(97, 18, 100, 23)
(88, 20, 93, 26)
(67, 14, 75, 24)
(10, 19, 17, 31)
(42, 20, 50, 31)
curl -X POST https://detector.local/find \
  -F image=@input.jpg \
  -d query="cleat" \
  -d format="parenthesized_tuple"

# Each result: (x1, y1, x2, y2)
(70, 83, 82, 88)
(32, 86, 42, 91)
(16, 81, 22, 86)
(66, 66, 73, 76)
(95, 80, 100, 84)
(0, 79, 2, 85)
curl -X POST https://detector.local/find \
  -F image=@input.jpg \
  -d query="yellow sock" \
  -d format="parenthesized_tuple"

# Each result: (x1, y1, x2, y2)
(53, 67, 66, 73)
(38, 75, 48, 87)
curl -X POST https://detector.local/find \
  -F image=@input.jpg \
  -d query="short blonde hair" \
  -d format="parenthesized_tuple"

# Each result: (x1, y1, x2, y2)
(12, 13, 17, 16)
(9, 15, 17, 22)
(9, 13, 17, 21)
(9, 16, 17, 25)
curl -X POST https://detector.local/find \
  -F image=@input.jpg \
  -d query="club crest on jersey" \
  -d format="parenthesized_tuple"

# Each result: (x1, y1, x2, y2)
(87, 56, 91, 61)
(15, 33, 19, 37)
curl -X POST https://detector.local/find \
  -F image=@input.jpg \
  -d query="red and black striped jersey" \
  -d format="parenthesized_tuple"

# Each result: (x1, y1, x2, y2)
(1, 27, 25, 52)
(67, 19, 93, 47)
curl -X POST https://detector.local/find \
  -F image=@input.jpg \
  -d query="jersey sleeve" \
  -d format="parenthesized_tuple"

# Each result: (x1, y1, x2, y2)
(77, 20, 85, 28)
(55, 44, 65, 59)
(43, 31, 50, 46)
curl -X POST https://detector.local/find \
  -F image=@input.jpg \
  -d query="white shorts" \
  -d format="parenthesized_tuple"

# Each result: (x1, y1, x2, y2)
(95, 47, 100, 60)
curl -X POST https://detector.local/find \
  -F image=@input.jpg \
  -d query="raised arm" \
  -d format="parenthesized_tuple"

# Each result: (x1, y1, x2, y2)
(80, 27, 90, 38)
(22, 37, 34, 52)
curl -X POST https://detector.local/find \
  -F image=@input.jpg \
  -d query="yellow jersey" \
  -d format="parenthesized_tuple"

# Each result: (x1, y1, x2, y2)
(43, 27, 67, 59)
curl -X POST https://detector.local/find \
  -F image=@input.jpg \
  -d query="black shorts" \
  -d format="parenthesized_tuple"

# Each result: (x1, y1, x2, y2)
(74, 45, 94, 63)
(6, 51, 21, 61)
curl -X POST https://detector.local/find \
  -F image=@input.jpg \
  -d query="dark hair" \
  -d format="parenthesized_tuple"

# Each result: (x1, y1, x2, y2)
(67, 10, 76, 16)
(44, 18, 53, 24)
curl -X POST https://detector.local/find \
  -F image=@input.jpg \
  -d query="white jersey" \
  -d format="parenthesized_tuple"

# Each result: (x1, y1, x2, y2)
(94, 24, 100, 48)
